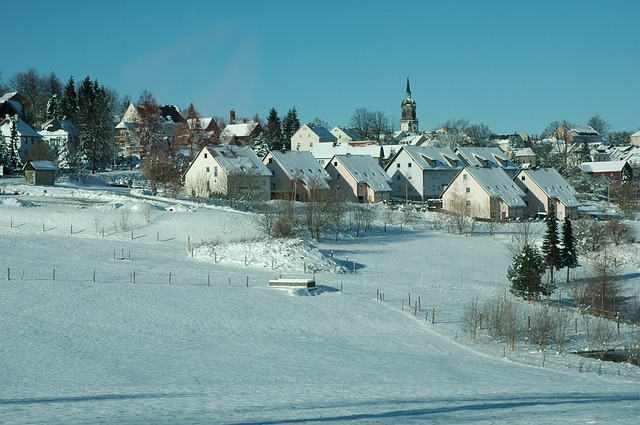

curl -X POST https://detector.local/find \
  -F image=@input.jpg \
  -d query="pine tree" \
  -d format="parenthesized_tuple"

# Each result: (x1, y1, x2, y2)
(508, 243, 546, 300)
(264, 107, 284, 151)
(541, 204, 562, 297)
(561, 217, 579, 283)
(281, 107, 300, 149)
(60, 77, 78, 123)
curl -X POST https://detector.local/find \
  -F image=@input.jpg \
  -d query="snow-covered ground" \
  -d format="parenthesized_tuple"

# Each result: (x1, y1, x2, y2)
(1, 174, 639, 424)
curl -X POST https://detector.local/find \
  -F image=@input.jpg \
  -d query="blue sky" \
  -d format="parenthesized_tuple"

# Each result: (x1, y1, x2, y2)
(3, 0, 639, 135)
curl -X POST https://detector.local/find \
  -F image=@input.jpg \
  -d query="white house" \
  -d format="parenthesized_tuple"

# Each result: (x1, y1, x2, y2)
(442, 166, 527, 220)
(39, 118, 78, 149)
(631, 130, 640, 147)
(312, 141, 383, 166)
(183, 145, 271, 201)
(330, 127, 363, 142)
(384, 146, 462, 201)
(514, 168, 580, 219)
(325, 154, 392, 203)
(291, 124, 337, 152)
(263, 150, 331, 201)
(0, 116, 44, 164)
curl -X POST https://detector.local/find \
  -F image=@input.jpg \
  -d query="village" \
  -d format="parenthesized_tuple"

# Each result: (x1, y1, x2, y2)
(1, 77, 639, 226)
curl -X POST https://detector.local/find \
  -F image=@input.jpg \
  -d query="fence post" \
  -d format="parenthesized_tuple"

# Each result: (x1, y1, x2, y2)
(432, 308, 435, 324)
(93, 270, 96, 283)
(169, 271, 172, 284)
(7, 267, 10, 281)
(246, 275, 249, 287)
(53, 268, 56, 281)
(208, 273, 210, 286)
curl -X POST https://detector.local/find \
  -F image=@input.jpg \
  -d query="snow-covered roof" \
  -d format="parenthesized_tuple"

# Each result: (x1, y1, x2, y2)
(571, 126, 600, 136)
(312, 141, 381, 160)
(455, 147, 517, 170)
(514, 148, 535, 157)
(205, 145, 271, 177)
(517, 168, 579, 208)
(464, 167, 526, 207)
(631, 130, 640, 137)
(39, 118, 78, 136)
(23, 160, 58, 171)
(578, 160, 628, 173)
(158, 105, 184, 124)
(0, 117, 43, 138)
(331, 154, 392, 192)
(267, 150, 331, 189)
(391, 146, 461, 170)
(221, 122, 259, 138)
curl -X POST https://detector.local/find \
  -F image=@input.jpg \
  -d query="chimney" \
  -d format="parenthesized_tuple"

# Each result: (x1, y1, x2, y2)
(229, 109, 236, 124)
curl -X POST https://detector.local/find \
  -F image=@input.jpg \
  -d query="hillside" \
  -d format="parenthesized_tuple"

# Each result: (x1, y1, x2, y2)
(1, 176, 639, 424)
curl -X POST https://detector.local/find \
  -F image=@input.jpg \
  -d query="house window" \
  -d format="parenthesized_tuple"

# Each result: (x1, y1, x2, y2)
(214, 166, 218, 177)
(397, 163, 400, 168)
(334, 161, 338, 166)
(408, 163, 412, 168)
(466, 200, 471, 207)
(268, 157, 273, 163)
(463, 174, 467, 180)
(466, 187, 470, 193)
(271, 182, 275, 190)
(204, 153, 208, 158)
(521, 175, 525, 181)
(206, 167, 210, 173)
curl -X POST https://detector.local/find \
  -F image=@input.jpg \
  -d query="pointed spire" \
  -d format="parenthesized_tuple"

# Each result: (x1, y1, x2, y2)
(405, 75, 411, 99)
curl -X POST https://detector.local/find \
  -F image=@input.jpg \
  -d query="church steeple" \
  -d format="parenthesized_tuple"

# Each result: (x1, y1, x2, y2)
(400, 76, 419, 133)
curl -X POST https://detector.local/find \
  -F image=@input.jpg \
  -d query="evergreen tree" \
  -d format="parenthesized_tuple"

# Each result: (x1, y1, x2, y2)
(541, 204, 562, 297)
(8, 117, 22, 169)
(178, 103, 205, 157)
(76, 77, 113, 173)
(251, 133, 270, 158)
(60, 76, 78, 123)
(136, 90, 165, 155)
(264, 107, 284, 151)
(561, 217, 579, 283)
(46, 94, 61, 120)
(281, 107, 300, 148)
(508, 243, 546, 300)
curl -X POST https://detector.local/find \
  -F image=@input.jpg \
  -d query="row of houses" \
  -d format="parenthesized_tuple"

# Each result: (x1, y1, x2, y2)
(183, 144, 583, 221)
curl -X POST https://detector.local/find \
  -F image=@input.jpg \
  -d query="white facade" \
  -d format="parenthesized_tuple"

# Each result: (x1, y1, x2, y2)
(184, 145, 271, 201)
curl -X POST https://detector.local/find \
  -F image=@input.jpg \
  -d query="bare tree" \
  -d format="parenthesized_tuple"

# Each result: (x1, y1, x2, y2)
(461, 296, 483, 341)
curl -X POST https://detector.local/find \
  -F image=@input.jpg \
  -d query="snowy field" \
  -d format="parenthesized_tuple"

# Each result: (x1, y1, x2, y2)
(1, 174, 639, 424)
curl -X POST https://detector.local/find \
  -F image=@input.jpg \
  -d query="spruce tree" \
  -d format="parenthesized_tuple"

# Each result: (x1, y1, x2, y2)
(561, 217, 578, 283)
(265, 107, 284, 151)
(180, 103, 205, 157)
(8, 118, 22, 170)
(508, 243, 546, 300)
(281, 107, 300, 148)
(46, 94, 61, 120)
(60, 77, 78, 123)
(76, 77, 113, 173)
(541, 204, 562, 297)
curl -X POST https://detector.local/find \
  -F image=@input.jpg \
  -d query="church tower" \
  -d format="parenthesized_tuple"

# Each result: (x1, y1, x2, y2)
(400, 76, 419, 133)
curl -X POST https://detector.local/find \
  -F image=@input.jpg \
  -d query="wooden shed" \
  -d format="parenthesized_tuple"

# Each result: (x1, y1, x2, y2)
(23, 160, 58, 185)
